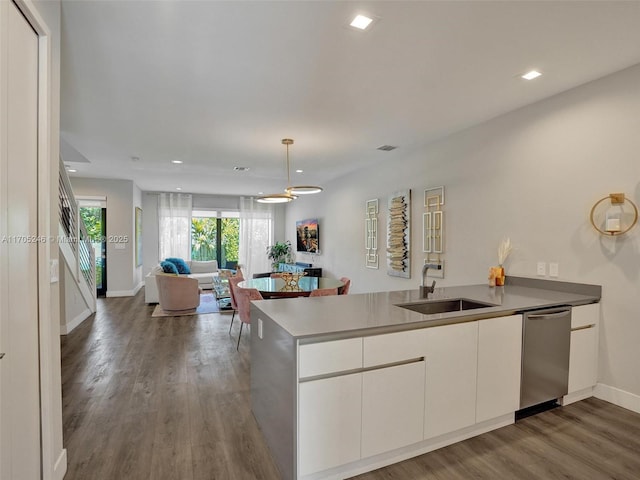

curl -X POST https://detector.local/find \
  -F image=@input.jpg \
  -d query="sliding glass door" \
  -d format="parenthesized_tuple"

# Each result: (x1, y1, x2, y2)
(191, 210, 239, 269)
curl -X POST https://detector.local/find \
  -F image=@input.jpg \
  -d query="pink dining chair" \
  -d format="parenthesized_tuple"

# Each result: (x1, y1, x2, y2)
(339, 277, 351, 295)
(234, 286, 264, 350)
(227, 275, 244, 334)
(309, 287, 339, 297)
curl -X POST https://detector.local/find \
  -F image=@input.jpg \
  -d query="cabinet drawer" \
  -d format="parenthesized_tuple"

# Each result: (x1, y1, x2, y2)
(572, 303, 599, 329)
(299, 338, 363, 378)
(363, 329, 428, 367)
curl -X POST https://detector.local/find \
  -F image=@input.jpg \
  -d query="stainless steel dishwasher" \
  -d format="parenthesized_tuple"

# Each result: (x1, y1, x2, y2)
(520, 306, 572, 410)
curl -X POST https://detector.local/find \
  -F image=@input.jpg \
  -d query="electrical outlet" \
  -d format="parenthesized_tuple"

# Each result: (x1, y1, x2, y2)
(537, 261, 546, 276)
(549, 262, 559, 278)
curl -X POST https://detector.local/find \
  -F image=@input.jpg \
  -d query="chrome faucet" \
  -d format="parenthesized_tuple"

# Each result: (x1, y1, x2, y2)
(420, 263, 441, 298)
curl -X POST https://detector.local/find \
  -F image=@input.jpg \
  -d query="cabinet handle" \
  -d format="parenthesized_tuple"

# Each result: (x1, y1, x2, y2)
(0, 353, 5, 360)
(527, 311, 570, 320)
(571, 324, 595, 332)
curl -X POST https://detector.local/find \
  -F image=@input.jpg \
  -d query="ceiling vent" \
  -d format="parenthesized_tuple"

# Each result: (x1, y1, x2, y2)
(377, 145, 398, 151)
(234, 166, 250, 171)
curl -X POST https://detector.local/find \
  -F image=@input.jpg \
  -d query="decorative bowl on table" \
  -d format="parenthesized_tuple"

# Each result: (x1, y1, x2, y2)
(278, 272, 307, 291)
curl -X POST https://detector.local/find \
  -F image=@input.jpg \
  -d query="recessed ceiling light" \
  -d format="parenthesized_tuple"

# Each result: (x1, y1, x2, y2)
(176, 187, 182, 191)
(171, 160, 183, 164)
(296, 169, 303, 173)
(67, 168, 77, 173)
(350, 14, 373, 30)
(522, 70, 542, 80)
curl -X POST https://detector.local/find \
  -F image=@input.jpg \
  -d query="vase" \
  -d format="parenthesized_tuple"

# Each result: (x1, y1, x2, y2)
(488, 266, 505, 286)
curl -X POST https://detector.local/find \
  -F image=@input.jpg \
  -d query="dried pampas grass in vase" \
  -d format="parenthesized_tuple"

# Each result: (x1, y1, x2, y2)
(493, 237, 512, 286)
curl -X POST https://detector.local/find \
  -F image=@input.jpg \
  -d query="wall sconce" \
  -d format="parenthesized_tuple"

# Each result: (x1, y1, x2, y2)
(590, 193, 638, 236)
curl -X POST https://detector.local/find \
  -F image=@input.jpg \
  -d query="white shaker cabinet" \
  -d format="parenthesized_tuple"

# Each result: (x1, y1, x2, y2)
(424, 321, 478, 439)
(565, 303, 599, 403)
(476, 315, 523, 423)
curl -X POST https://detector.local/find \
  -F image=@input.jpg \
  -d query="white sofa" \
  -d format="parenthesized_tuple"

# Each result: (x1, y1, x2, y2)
(145, 260, 218, 304)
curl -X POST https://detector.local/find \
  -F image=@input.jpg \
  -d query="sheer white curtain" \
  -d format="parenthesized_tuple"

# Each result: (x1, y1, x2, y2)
(158, 193, 192, 260)
(239, 197, 274, 278)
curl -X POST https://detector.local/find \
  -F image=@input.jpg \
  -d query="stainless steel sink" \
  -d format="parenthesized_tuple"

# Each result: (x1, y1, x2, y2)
(397, 298, 496, 315)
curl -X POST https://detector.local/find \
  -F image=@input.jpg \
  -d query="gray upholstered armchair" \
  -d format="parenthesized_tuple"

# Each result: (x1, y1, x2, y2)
(155, 274, 200, 312)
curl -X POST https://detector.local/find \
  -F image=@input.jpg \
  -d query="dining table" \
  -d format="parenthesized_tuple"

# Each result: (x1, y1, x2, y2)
(237, 276, 345, 299)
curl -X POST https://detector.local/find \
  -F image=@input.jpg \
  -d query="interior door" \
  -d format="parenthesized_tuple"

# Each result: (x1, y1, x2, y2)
(0, 1, 41, 478)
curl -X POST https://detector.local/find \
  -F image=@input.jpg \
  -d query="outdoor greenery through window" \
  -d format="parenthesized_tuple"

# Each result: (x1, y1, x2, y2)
(191, 210, 239, 269)
(79, 204, 106, 294)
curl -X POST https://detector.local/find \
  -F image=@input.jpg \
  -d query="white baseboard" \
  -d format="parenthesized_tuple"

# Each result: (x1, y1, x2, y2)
(133, 280, 144, 295)
(106, 289, 135, 297)
(562, 387, 594, 406)
(594, 383, 640, 415)
(53, 448, 67, 480)
(60, 308, 92, 335)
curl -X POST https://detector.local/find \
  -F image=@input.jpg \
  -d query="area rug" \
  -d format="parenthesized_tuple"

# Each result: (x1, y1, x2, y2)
(151, 292, 221, 317)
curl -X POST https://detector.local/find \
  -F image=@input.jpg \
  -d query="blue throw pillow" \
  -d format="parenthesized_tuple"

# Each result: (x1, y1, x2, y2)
(160, 260, 179, 274)
(165, 257, 191, 274)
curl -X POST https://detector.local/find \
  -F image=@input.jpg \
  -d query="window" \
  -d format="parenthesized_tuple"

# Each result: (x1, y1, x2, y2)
(191, 210, 239, 269)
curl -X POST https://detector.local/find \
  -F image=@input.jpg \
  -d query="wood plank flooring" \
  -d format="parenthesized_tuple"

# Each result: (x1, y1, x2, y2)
(62, 290, 640, 479)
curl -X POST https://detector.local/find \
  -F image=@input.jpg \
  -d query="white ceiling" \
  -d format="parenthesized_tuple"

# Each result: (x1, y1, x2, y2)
(60, 0, 640, 196)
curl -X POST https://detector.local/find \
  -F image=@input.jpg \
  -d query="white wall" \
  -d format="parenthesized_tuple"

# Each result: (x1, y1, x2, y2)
(70, 177, 139, 296)
(133, 183, 142, 289)
(286, 63, 640, 401)
(60, 260, 92, 334)
(142, 192, 160, 276)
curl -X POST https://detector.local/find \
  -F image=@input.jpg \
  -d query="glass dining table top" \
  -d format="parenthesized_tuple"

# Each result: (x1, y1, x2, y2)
(237, 276, 345, 298)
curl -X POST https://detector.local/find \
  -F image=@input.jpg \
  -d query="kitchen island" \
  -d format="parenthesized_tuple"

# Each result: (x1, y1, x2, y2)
(250, 277, 601, 480)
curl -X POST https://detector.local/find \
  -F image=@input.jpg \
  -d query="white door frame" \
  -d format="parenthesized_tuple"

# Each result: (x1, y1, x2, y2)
(0, 0, 62, 478)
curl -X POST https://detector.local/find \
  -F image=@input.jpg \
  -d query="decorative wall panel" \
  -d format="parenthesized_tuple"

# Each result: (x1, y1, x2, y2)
(423, 186, 445, 278)
(365, 199, 379, 269)
(387, 190, 411, 278)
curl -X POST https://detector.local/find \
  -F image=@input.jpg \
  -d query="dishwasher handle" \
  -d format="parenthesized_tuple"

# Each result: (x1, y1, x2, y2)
(527, 310, 571, 320)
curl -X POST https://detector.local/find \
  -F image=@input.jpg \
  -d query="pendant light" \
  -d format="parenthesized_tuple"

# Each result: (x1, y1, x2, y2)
(256, 138, 322, 203)
(256, 139, 298, 203)
(285, 139, 323, 196)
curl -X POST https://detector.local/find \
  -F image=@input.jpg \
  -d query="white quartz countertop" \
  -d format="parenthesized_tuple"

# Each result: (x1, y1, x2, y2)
(250, 278, 600, 340)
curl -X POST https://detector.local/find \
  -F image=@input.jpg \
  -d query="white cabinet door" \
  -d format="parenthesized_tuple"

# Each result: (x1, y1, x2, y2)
(298, 373, 362, 476)
(567, 303, 599, 396)
(568, 326, 598, 393)
(476, 315, 522, 423)
(424, 321, 478, 439)
(361, 361, 425, 458)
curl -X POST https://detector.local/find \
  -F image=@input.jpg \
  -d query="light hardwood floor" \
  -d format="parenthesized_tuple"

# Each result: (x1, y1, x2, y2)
(62, 291, 640, 479)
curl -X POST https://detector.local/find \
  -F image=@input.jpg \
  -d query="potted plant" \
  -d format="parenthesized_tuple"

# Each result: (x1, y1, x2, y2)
(267, 240, 292, 271)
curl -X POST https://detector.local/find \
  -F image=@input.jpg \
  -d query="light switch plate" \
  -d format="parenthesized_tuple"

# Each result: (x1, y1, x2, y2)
(549, 262, 559, 278)
(50, 259, 59, 283)
(537, 261, 546, 276)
